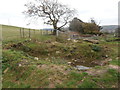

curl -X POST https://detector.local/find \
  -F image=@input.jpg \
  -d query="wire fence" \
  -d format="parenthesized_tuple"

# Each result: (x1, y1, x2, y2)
(2, 25, 53, 41)
(2, 25, 114, 42)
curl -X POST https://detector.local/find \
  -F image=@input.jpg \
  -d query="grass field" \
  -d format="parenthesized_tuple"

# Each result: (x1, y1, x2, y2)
(2, 24, 52, 41)
(1, 24, 120, 88)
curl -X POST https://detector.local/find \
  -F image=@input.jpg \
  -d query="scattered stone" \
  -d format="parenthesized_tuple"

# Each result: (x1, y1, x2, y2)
(48, 78, 52, 81)
(74, 60, 77, 62)
(73, 40, 78, 43)
(105, 55, 108, 58)
(34, 57, 39, 60)
(51, 42, 55, 45)
(56, 51, 60, 54)
(72, 59, 74, 61)
(19, 64, 22, 67)
(52, 41, 58, 45)
(67, 38, 71, 41)
(67, 62, 72, 65)
(4, 68, 9, 74)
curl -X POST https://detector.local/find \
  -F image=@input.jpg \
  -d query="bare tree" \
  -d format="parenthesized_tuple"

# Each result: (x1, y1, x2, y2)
(23, 0, 76, 35)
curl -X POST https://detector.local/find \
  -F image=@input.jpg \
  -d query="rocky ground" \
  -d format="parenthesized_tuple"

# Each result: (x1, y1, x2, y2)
(2, 35, 119, 88)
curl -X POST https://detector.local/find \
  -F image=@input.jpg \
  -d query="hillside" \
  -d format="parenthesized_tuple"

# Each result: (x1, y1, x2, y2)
(2, 24, 120, 88)
(101, 25, 118, 33)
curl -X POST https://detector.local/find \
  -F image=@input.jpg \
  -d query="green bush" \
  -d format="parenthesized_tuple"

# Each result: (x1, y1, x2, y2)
(2, 50, 24, 63)
(91, 45, 102, 52)
(2, 63, 10, 72)
(82, 23, 100, 35)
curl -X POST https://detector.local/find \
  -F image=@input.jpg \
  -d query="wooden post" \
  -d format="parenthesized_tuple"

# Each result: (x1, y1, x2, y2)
(29, 29, 30, 38)
(34, 29, 35, 35)
(41, 30, 43, 35)
(42, 30, 44, 35)
(39, 29, 41, 35)
(23, 28, 24, 38)
(20, 28, 22, 38)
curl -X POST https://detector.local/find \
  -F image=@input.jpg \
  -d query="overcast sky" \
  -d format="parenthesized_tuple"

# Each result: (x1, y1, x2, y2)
(0, 0, 119, 29)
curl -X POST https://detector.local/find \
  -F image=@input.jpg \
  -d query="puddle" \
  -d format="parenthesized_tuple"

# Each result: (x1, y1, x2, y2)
(74, 65, 91, 70)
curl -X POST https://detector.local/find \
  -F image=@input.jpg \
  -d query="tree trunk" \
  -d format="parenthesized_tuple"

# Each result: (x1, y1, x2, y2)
(53, 29, 57, 35)
(53, 22, 58, 35)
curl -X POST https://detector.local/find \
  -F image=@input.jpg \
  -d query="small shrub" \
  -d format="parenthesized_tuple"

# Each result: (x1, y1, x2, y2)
(91, 45, 102, 52)
(2, 50, 25, 63)
(82, 72, 88, 75)
(2, 63, 10, 72)
(21, 46, 31, 52)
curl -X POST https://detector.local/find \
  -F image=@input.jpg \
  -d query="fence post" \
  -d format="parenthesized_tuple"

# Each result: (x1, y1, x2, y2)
(39, 29, 41, 35)
(34, 29, 35, 35)
(41, 30, 43, 35)
(20, 28, 22, 38)
(29, 29, 30, 38)
(23, 28, 24, 38)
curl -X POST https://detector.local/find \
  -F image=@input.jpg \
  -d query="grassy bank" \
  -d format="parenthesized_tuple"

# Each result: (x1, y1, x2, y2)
(2, 25, 119, 88)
